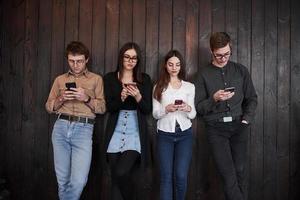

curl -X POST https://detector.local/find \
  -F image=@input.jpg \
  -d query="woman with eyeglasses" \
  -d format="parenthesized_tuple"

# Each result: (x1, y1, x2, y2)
(153, 50, 196, 200)
(103, 42, 152, 200)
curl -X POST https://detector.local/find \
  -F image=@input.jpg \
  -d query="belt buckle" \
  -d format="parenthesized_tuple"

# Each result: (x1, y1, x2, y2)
(223, 116, 233, 122)
(69, 115, 77, 122)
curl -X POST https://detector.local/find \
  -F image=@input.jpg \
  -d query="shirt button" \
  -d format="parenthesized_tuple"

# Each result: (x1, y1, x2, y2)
(224, 82, 227, 85)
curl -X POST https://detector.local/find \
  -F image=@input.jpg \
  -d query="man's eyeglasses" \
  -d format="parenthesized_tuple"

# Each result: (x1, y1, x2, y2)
(68, 59, 86, 65)
(213, 51, 232, 60)
(123, 54, 138, 63)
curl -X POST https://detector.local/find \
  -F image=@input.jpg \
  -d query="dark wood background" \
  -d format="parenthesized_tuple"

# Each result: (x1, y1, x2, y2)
(1, 0, 300, 199)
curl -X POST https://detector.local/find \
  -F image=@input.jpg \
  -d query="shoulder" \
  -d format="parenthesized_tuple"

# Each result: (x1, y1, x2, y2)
(229, 61, 250, 75)
(104, 72, 117, 82)
(182, 80, 195, 90)
(141, 73, 152, 84)
(54, 73, 68, 82)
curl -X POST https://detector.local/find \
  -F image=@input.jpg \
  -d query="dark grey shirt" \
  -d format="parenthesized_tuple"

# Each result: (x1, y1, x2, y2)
(194, 61, 258, 123)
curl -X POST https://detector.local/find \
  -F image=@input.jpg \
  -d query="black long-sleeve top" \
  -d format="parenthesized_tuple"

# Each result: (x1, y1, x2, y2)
(194, 61, 258, 124)
(103, 71, 153, 168)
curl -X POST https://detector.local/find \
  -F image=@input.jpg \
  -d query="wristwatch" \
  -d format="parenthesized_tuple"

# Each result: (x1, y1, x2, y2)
(85, 96, 91, 104)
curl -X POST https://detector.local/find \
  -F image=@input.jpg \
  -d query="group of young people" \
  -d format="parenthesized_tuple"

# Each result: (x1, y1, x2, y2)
(45, 32, 257, 200)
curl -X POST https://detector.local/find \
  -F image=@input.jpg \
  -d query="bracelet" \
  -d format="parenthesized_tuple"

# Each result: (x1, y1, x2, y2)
(84, 96, 91, 104)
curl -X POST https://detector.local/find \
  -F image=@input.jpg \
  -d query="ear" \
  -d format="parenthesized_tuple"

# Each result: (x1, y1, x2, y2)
(85, 58, 89, 63)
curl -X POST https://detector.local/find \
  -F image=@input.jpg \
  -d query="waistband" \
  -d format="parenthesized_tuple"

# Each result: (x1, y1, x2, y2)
(57, 114, 95, 124)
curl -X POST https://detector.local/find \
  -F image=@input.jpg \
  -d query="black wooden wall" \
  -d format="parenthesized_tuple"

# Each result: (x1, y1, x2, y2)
(0, 0, 300, 199)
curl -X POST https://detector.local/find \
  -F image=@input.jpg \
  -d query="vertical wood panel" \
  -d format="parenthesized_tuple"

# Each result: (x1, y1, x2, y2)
(145, 0, 159, 80)
(65, 0, 79, 45)
(34, 0, 53, 199)
(249, 0, 264, 199)
(159, 0, 172, 59)
(105, 0, 119, 73)
(198, 0, 211, 68)
(79, 0, 93, 52)
(22, 0, 39, 198)
(133, 0, 146, 71)
(119, 0, 133, 46)
(263, 0, 277, 199)
(173, 0, 186, 55)
(212, 0, 225, 32)
(277, 0, 290, 199)
(290, 0, 300, 199)
(225, 0, 238, 61)
(7, 1, 25, 199)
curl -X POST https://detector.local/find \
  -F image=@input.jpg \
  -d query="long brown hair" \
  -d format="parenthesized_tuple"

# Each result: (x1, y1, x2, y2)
(116, 42, 143, 83)
(153, 50, 186, 101)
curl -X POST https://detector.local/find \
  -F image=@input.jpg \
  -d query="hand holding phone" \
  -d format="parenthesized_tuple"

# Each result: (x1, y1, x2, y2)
(65, 82, 77, 91)
(224, 87, 235, 93)
(174, 99, 183, 105)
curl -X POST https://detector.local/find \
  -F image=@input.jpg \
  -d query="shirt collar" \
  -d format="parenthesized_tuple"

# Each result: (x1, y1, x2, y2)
(66, 69, 90, 78)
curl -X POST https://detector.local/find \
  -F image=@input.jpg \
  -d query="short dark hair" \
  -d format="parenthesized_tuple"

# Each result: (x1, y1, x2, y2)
(65, 41, 89, 59)
(210, 32, 231, 51)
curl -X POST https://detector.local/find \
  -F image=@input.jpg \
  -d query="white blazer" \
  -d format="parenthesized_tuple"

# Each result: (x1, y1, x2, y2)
(153, 80, 196, 132)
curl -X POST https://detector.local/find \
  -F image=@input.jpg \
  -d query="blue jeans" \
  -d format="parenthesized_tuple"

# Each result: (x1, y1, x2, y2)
(157, 127, 193, 200)
(52, 119, 93, 200)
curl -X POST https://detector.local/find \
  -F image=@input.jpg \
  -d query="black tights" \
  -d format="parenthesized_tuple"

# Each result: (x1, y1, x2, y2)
(107, 150, 140, 200)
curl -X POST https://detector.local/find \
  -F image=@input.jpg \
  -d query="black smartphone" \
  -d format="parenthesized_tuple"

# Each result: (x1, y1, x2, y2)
(224, 87, 235, 92)
(174, 99, 183, 105)
(65, 82, 76, 91)
(124, 82, 137, 87)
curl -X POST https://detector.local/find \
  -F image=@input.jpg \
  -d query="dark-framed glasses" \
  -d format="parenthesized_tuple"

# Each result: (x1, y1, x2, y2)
(213, 51, 232, 60)
(123, 54, 138, 63)
(68, 59, 86, 65)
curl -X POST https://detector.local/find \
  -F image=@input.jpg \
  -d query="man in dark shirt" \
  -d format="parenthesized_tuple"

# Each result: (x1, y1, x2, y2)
(194, 32, 257, 200)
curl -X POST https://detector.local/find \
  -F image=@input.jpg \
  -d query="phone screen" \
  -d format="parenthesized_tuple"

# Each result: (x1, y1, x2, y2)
(65, 82, 76, 91)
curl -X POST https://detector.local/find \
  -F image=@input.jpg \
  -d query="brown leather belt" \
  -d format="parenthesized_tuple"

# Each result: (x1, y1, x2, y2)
(58, 114, 94, 124)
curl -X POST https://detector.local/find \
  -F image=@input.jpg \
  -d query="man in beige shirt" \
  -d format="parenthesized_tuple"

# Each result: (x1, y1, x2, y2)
(45, 41, 105, 200)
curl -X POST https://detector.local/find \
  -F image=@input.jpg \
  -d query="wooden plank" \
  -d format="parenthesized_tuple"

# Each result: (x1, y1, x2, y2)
(6, 0, 25, 199)
(277, 0, 290, 199)
(64, 0, 79, 71)
(249, 0, 264, 199)
(49, 0, 66, 199)
(79, 0, 93, 52)
(185, 1, 199, 199)
(198, 0, 211, 69)
(33, 0, 53, 199)
(158, 0, 172, 60)
(119, 0, 133, 47)
(173, 0, 186, 55)
(263, 0, 277, 199)
(212, 0, 225, 32)
(290, 0, 300, 199)
(65, 0, 79, 45)
(91, 0, 106, 74)
(0, 0, 8, 177)
(225, 0, 238, 62)
(105, 0, 119, 73)
(145, 0, 159, 80)
(22, 0, 39, 198)
(133, 0, 146, 71)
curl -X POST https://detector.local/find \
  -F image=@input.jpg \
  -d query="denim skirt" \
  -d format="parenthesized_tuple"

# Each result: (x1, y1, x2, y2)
(107, 110, 141, 153)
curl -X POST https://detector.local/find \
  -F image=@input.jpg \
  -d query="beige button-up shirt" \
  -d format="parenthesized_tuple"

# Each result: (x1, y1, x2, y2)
(45, 70, 106, 119)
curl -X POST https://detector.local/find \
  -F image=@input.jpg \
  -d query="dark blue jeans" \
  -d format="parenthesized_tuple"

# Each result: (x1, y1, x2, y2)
(157, 127, 193, 200)
(206, 121, 250, 200)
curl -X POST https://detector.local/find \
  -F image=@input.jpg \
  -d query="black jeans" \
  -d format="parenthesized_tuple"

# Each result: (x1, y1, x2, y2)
(206, 120, 249, 200)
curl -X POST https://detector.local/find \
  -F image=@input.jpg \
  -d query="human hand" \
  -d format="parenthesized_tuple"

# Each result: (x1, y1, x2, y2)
(213, 89, 235, 102)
